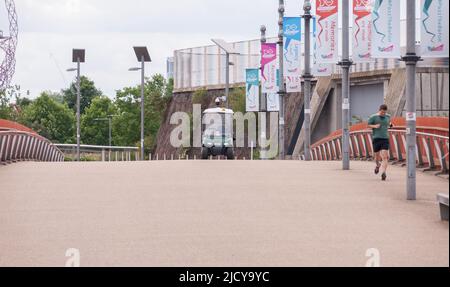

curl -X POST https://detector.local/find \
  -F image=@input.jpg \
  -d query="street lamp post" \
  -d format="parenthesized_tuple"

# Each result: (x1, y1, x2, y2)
(67, 49, 85, 162)
(403, 0, 420, 200)
(130, 47, 151, 161)
(260, 25, 267, 160)
(278, 0, 286, 160)
(339, 0, 352, 170)
(302, 0, 313, 161)
(211, 39, 240, 109)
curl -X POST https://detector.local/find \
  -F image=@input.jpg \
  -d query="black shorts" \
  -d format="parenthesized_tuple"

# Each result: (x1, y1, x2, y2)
(373, 138, 390, 153)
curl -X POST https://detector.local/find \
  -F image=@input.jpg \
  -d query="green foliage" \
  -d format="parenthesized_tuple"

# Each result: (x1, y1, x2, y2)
(0, 90, 13, 120)
(0, 85, 22, 120)
(165, 77, 174, 97)
(81, 96, 116, 145)
(15, 96, 33, 109)
(7, 74, 170, 152)
(113, 74, 170, 153)
(19, 92, 75, 143)
(62, 76, 103, 114)
(46, 91, 65, 104)
(192, 88, 209, 109)
(229, 87, 246, 113)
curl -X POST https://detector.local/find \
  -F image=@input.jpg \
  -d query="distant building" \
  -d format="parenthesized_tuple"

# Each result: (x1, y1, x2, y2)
(166, 57, 174, 80)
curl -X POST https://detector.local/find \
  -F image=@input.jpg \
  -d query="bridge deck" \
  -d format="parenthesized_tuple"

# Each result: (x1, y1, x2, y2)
(0, 161, 448, 267)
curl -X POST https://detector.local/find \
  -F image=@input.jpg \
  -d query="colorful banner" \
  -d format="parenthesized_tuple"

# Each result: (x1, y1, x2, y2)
(421, 0, 449, 58)
(261, 43, 278, 93)
(371, 0, 401, 58)
(312, 16, 333, 76)
(353, 0, 374, 62)
(283, 17, 302, 93)
(267, 93, 280, 112)
(245, 69, 260, 112)
(315, 0, 339, 63)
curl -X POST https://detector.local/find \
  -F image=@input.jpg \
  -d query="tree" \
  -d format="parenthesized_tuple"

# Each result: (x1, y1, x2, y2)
(229, 87, 246, 113)
(81, 96, 116, 146)
(165, 77, 174, 98)
(0, 85, 24, 120)
(62, 76, 103, 115)
(0, 89, 13, 120)
(19, 92, 75, 143)
(113, 74, 170, 153)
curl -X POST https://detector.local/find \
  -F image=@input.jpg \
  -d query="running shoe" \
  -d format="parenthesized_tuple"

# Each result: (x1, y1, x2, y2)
(374, 161, 381, 175)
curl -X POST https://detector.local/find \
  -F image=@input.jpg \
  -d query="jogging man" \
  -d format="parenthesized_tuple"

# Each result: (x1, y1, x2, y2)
(368, 104, 393, 181)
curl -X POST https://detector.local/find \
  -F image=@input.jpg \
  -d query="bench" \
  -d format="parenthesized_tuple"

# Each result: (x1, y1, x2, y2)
(437, 193, 449, 221)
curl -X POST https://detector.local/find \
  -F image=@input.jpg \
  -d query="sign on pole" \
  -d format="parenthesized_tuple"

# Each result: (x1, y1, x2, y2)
(353, 0, 374, 62)
(315, 0, 339, 64)
(283, 17, 302, 92)
(246, 69, 260, 112)
(371, 0, 401, 58)
(420, 0, 449, 58)
(267, 93, 280, 112)
(312, 16, 333, 76)
(261, 43, 278, 93)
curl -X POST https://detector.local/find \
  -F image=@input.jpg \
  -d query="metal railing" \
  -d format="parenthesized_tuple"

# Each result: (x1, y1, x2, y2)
(55, 144, 139, 162)
(0, 131, 65, 164)
(302, 128, 449, 174)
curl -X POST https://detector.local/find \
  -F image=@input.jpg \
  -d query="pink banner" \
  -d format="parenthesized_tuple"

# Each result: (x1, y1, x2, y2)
(261, 43, 278, 93)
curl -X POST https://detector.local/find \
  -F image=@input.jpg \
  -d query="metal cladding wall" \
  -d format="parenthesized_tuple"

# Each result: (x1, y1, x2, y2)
(0, 120, 65, 164)
(174, 39, 264, 92)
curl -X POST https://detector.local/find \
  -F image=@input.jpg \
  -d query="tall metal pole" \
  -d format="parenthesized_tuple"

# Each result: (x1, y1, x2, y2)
(340, 0, 352, 170)
(108, 117, 112, 147)
(278, 0, 286, 160)
(404, 0, 419, 200)
(260, 25, 267, 160)
(140, 56, 145, 161)
(303, 0, 312, 161)
(225, 52, 230, 109)
(76, 59, 81, 162)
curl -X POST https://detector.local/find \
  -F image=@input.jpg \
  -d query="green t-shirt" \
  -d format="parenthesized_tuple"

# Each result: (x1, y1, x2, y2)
(368, 114, 391, 140)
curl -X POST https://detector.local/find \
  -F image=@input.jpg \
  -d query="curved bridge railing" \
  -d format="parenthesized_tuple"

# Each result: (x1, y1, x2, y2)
(0, 131, 65, 164)
(301, 117, 449, 174)
(0, 119, 65, 164)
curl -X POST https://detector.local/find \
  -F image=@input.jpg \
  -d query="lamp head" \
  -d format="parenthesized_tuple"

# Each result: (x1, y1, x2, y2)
(303, 0, 312, 12)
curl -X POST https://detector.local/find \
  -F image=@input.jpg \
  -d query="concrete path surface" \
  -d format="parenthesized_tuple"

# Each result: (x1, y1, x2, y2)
(0, 161, 448, 267)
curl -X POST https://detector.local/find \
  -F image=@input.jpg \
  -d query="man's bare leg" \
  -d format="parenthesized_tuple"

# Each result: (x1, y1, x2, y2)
(380, 150, 389, 180)
(374, 152, 382, 174)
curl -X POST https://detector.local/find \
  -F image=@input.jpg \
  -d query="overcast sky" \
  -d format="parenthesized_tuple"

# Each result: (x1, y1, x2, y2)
(0, 0, 301, 99)
(2, 0, 411, 99)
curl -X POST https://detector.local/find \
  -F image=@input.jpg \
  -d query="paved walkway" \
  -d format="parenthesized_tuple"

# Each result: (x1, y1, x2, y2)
(0, 161, 448, 267)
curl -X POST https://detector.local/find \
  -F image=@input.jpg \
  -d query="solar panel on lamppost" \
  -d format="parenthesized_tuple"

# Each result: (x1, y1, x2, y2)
(67, 49, 85, 162)
(211, 39, 240, 109)
(131, 46, 151, 161)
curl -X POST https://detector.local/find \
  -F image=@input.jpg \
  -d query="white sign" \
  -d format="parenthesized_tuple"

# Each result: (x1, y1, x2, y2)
(420, 0, 449, 58)
(267, 93, 280, 112)
(371, 0, 401, 58)
(406, 112, 416, 122)
(315, 0, 339, 63)
(245, 69, 260, 112)
(353, 0, 374, 62)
